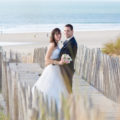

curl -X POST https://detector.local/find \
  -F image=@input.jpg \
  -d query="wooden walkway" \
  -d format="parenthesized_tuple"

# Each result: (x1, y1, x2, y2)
(73, 75, 120, 120)
(10, 63, 120, 120)
(9, 63, 43, 87)
(1, 63, 120, 120)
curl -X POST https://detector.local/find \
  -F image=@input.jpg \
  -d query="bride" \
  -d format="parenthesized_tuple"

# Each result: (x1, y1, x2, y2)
(32, 28, 69, 109)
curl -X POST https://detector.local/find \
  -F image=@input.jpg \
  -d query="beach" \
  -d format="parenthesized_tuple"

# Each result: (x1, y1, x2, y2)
(0, 30, 120, 54)
(0, 0, 120, 119)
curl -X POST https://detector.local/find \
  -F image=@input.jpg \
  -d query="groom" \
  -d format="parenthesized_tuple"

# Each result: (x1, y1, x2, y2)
(56, 24, 78, 93)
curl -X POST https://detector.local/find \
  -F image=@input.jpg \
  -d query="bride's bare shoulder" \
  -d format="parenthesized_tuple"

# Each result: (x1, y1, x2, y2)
(47, 42, 55, 49)
(45, 42, 56, 59)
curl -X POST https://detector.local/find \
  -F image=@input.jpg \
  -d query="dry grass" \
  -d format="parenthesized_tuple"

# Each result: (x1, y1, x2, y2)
(102, 37, 120, 56)
(31, 92, 105, 120)
(0, 112, 9, 120)
(0, 104, 8, 120)
(60, 94, 105, 120)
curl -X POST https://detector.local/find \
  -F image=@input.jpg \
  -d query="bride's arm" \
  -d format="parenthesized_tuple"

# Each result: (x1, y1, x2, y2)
(45, 43, 63, 66)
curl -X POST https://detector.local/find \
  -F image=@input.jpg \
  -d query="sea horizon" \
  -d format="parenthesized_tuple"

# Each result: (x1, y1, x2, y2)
(0, 23, 120, 33)
(0, 1, 120, 33)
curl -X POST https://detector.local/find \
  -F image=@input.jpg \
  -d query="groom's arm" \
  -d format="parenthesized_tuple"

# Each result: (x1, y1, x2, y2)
(52, 43, 75, 65)
(66, 41, 78, 61)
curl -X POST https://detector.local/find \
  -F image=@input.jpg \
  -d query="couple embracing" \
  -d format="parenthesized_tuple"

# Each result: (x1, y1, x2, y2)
(32, 24, 78, 109)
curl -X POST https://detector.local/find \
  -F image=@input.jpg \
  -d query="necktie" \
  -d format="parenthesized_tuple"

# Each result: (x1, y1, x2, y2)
(63, 40, 68, 45)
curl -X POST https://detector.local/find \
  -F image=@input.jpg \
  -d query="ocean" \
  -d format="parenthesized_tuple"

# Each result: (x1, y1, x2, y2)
(0, 1, 120, 33)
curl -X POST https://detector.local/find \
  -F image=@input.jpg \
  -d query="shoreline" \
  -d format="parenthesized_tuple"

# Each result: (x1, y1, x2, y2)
(1, 29, 120, 34)
(0, 29, 120, 53)
(1, 23, 120, 33)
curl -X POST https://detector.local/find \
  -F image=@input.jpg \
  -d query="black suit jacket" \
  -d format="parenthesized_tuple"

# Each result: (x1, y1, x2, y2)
(58, 37, 78, 93)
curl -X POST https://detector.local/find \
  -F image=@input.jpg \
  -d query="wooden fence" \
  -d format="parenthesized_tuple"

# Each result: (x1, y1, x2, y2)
(0, 48, 34, 92)
(5, 49, 33, 63)
(0, 47, 2, 91)
(33, 45, 120, 103)
(1, 58, 103, 120)
(33, 46, 47, 69)
(1, 44, 120, 120)
(74, 45, 120, 103)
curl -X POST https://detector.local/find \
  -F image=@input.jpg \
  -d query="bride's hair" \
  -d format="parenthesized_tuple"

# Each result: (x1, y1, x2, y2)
(50, 28, 61, 47)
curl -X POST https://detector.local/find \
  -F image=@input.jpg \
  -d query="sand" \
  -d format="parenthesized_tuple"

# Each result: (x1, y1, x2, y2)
(0, 30, 120, 53)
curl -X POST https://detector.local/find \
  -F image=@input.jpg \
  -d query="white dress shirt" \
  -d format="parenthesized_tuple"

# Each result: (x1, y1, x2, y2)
(66, 35, 74, 41)
(58, 36, 74, 48)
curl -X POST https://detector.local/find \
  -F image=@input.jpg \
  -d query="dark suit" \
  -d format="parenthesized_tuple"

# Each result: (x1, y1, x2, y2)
(57, 36, 78, 93)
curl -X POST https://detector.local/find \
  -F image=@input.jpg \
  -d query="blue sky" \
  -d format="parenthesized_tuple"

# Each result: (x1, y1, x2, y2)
(1, 0, 120, 2)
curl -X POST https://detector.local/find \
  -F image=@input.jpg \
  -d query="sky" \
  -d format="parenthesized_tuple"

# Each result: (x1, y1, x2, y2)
(0, 0, 120, 2)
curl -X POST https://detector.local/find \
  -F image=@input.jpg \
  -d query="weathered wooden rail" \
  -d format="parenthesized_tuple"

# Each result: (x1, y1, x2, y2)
(74, 45, 120, 103)
(2, 61, 106, 120)
(0, 47, 2, 91)
(73, 75, 120, 120)
(33, 45, 120, 103)
(5, 49, 33, 63)
(1, 44, 120, 120)
(33, 46, 47, 68)
(0, 48, 34, 91)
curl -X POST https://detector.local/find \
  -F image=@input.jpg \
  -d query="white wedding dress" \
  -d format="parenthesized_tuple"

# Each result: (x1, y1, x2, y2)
(32, 45, 69, 109)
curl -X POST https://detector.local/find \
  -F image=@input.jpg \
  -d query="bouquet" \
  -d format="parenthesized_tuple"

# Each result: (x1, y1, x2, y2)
(61, 54, 72, 64)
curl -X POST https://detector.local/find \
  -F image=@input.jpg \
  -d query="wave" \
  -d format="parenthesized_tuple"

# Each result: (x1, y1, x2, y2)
(0, 23, 120, 33)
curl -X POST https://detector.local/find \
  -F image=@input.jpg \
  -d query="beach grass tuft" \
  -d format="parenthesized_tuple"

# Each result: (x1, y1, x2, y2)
(0, 112, 9, 120)
(102, 37, 120, 56)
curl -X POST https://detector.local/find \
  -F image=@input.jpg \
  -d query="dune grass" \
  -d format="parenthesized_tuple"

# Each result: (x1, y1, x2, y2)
(102, 37, 120, 56)
(0, 112, 8, 120)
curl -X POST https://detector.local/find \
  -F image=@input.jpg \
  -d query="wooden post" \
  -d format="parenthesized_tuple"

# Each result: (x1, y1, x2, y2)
(75, 45, 120, 102)
(0, 47, 2, 91)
